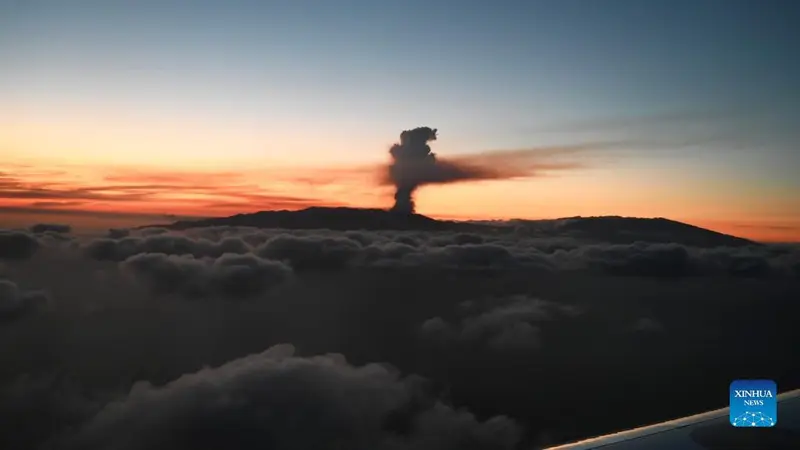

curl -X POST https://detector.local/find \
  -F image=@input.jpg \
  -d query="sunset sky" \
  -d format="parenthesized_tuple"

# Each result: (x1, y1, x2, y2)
(1, 0, 798, 241)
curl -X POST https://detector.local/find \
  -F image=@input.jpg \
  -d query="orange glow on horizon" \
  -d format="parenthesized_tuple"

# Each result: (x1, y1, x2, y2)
(2, 201, 797, 242)
(2, 147, 798, 242)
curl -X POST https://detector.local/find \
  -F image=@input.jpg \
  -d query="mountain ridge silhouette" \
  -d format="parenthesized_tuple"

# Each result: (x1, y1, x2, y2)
(147, 207, 756, 248)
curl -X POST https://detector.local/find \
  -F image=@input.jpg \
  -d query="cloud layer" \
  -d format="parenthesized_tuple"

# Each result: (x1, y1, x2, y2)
(75, 227, 800, 280)
(1, 224, 799, 449)
(420, 296, 583, 352)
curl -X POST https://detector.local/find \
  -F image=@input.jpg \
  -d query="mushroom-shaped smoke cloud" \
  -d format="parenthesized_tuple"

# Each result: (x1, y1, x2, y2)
(388, 127, 439, 214)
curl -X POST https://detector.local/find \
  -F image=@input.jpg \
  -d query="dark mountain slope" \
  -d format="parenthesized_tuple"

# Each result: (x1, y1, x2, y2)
(550, 216, 756, 247)
(151, 207, 757, 248)
(163, 207, 477, 232)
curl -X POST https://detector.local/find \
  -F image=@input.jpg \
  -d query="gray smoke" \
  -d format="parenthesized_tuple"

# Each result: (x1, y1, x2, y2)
(385, 127, 591, 214)
(387, 127, 504, 214)
(387, 127, 439, 214)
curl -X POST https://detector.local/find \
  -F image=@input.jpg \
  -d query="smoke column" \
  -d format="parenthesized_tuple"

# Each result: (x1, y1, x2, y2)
(388, 127, 439, 214)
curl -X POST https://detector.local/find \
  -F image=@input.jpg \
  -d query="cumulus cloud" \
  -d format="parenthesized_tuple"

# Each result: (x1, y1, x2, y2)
(420, 296, 583, 352)
(255, 234, 363, 271)
(120, 252, 293, 298)
(78, 228, 800, 278)
(0, 230, 41, 260)
(53, 344, 521, 450)
(83, 234, 252, 261)
(0, 278, 50, 321)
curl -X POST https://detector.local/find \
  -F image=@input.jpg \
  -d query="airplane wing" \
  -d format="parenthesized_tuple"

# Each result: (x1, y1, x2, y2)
(545, 388, 800, 449)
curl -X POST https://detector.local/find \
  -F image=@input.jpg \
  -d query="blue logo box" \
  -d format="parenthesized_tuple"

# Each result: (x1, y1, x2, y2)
(729, 379, 777, 427)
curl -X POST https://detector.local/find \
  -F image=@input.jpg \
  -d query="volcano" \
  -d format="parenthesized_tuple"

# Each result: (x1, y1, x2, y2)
(151, 207, 756, 248)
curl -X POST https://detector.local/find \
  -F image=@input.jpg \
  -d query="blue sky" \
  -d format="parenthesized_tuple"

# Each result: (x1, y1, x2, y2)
(3, 0, 797, 140)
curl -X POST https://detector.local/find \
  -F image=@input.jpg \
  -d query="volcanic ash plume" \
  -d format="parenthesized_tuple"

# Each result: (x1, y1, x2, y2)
(386, 127, 580, 214)
(387, 127, 439, 214)
(384, 126, 616, 213)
